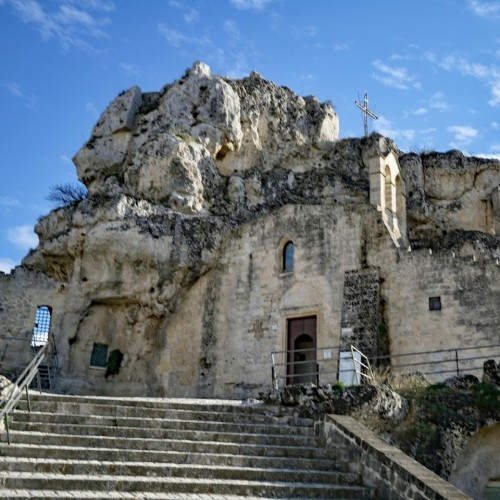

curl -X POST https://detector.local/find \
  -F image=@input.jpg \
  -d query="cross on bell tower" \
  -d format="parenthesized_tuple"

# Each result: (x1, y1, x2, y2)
(354, 92, 378, 136)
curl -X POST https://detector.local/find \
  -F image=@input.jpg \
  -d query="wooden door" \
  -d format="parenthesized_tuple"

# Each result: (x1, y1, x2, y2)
(286, 316, 317, 385)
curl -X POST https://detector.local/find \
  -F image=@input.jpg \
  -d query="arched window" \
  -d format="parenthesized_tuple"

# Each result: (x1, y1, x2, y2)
(384, 165, 392, 213)
(283, 241, 294, 272)
(395, 175, 402, 215)
(31, 305, 52, 348)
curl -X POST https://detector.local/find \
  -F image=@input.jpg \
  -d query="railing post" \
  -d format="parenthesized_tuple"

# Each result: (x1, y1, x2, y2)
(25, 385, 31, 413)
(4, 413, 10, 445)
(455, 349, 459, 376)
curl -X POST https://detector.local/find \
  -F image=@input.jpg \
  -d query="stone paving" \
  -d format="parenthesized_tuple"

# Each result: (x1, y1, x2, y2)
(0, 392, 374, 499)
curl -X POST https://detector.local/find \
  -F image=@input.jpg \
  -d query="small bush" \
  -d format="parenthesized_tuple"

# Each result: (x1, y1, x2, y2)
(472, 383, 499, 413)
(105, 349, 123, 379)
(47, 182, 88, 208)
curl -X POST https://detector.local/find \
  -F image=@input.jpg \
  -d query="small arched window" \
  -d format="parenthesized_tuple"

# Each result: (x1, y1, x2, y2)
(31, 305, 52, 348)
(283, 241, 294, 272)
(385, 165, 392, 213)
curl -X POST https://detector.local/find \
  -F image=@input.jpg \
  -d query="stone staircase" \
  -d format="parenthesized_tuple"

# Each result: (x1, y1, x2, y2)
(0, 393, 374, 499)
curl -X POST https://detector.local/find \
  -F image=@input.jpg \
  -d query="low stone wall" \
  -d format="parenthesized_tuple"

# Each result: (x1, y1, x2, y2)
(317, 414, 471, 500)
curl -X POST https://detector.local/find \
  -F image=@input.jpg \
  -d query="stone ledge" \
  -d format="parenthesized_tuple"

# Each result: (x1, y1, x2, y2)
(318, 414, 471, 500)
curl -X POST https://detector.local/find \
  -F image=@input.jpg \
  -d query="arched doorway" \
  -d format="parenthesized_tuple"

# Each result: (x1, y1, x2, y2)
(286, 316, 317, 385)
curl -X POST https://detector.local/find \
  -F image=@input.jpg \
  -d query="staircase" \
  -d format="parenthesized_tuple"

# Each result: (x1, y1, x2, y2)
(32, 365, 53, 391)
(0, 393, 374, 499)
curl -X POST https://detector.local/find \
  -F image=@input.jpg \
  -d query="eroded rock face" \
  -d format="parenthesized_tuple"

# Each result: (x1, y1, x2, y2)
(263, 383, 409, 422)
(3, 62, 499, 399)
(73, 61, 339, 211)
(400, 150, 500, 237)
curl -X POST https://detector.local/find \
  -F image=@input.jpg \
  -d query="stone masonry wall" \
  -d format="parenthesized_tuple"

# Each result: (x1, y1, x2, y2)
(340, 268, 382, 358)
(318, 414, 471, 500)
(369, 246, 500, 379)
(0, 268, 62, 373)
(201, 203, 373, 399)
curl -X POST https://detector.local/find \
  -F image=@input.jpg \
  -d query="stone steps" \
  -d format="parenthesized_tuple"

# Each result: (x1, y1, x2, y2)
(0, 473, 371, 498)
(15, 401, 305, 425)
(11, 411, 312, 436)
(0, 457, 358, 484)
(0, 443, 345, 470)
(0, 393, 374, 498)
(7, 421, 313, 446)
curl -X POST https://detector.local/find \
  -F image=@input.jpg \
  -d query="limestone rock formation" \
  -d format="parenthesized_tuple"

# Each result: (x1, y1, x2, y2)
(1, 61, 499, 401)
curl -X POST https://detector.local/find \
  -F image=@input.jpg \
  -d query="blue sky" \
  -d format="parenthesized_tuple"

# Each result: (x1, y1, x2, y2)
(1, 0, 499, 273)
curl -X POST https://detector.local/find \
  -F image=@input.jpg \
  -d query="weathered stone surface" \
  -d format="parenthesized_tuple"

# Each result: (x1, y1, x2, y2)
(0, 62, 499, 403)
(0, 374, 16, 400)
(483, 359, 500, 386)
(264, 383, 409, 422)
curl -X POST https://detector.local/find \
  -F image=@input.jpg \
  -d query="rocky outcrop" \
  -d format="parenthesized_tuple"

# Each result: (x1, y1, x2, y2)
(2, 61, 499, 398)
(263, 376, 499, 483)
(262, 382, 409, 423)
(72, 61, 339, 210)
(400, 150, 500, 242)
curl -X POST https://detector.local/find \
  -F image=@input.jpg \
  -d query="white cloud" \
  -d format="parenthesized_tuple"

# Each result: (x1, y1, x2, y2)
(390, 53, 411, 61)
(411, 107, 428, 116)
(183, 9, 199, 24)
(492, 121, 499, 129)
(120, 62, 139, 76)
(230, 0, 271, 10)
(0, 258, 16, 274)
(68, 0, 115, 12)
(3, 0, 113, 51)
(374, 115, 437, 150)
(447, 125, 479, 148)
(435, 55, 500, 107)
(158, 24, 209, 48)
(429, 91, 451, 111)
(468, 0, 500, 19)
(85, 101, 99, 118)
(290, 25, 316, 38)
(60, 154, 73, 164)
(490, 143, 500, 152)
(224, 20, 240, 41)
(333, 42, 350, 52)
(3, 82, 37, 108)
(6, 225, 38, 250)
(372, 60, 421, 90)
(476, 153, 500, 160)
(0, 196, 21, 207)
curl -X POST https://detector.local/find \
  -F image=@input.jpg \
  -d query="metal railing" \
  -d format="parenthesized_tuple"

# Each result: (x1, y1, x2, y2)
(370, 343, 500, 379)
(271, 342, 500, 389)
(0, 341, 50, 445)
(271, 345, 372, 390)
(351, 345, 374, 384)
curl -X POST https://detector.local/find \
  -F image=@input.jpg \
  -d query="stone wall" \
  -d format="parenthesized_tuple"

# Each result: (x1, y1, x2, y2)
(191, 203, 369, 398)
(0, 63, 498, 399)
(0, 268, 61, 373)
(369, 246, 500, 380)
(318, 414, 471, 500)
(340, 267, 382, 358)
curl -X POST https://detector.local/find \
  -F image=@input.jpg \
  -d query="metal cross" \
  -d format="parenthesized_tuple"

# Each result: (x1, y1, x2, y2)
(354, 92, 378, 136)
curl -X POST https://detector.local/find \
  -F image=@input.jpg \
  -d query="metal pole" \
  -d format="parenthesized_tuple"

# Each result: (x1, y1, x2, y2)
(25, 385, 31, 413)
(455, 350, 459, 376)
(4, 414, 10, 445)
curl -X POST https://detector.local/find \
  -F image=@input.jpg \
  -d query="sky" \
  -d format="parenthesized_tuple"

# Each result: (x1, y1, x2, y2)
(1, 0, 499, 273)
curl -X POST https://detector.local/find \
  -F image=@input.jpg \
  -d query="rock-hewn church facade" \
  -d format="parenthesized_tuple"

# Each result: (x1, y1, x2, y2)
(1, 62, 499, 398)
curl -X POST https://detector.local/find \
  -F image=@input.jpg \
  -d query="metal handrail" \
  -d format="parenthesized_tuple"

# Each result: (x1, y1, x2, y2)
(351, 345, 374, 385)
(271, 342, 500, 388)
(0, 340, 51, 444)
